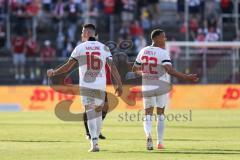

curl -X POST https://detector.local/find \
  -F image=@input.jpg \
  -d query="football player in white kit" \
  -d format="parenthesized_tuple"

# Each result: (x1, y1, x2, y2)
(47, 24, 122, 152)
(133, 29, 198, 150)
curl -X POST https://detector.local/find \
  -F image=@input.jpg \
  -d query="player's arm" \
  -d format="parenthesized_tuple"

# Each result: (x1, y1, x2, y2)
(47, 58, 77, 77)
(106, 57, 123, 96)
(131, 50, 143, 77)
(163, 64, 198, 82)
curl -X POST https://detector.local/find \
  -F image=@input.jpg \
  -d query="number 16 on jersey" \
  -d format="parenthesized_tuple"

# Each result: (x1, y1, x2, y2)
(86, 52, 101, 70)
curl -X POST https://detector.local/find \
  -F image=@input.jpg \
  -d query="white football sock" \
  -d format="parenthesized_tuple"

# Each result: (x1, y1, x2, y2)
(86, 107, 98, 145)
(96, 111, 102, 137)
(143, 115, 152, 138)
(157, 114, 165, 144)
(91, 137, 98, 147)
(87, 119, 98, 146)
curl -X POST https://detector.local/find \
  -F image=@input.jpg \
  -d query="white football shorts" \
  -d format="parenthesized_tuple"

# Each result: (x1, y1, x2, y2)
(80, 88, 106, 107)
(143, 93, 169, 109)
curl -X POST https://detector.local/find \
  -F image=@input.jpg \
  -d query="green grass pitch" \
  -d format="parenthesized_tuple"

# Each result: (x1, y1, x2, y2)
(0, 109, 240, 160)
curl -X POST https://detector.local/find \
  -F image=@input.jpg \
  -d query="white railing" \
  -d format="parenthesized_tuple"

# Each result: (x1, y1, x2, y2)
(166, 41, 240, 83)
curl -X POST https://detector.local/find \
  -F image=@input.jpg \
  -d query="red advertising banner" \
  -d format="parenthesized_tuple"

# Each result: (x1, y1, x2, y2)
(0, 85, 239, 111)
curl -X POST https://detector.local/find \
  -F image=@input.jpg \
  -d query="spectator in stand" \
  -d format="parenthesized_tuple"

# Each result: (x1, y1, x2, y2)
(102, 0, 115, 31)
(64, 0, 81, 42)
(204, 12, 219, 32)
(25, 1, 40, 16)
(203, 14, 221, 40)
(26, 31, 39, 80)
(52, 0, 65, 32)
(53, 0, 65, 51)
(220, 0, 233, 14)
(205, 27, 219, 42)
(148, 0, 160, 26)
(74, 0, 82, 11)
(11, 2, 27, 34)
(195, 28, 205, 42)
(121, 0, 135, 23)
(188, 0, 201, 15)
(195, 28, 206, 54)
(103, 0, 115, 15)
(137, 0, 148, 10)
(129, 20, 144, 40)
(140, 7, 151, 32)
(12, 33, 26, 80)
(129, 20, 144, 54)
(205, 0, 219, 23)
(189, 15, 199, 40)
(41, 40, 56, 84)
(25, 0, 40, 33)
(220, 0, 233, 23)
(42, 0, 52, 14)
(86, 0, 98, 25)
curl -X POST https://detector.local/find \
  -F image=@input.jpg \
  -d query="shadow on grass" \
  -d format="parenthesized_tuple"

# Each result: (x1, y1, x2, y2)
(0, 139, 80, 143)
(105, 124, 240, 129)
(167, 126, 240, 129)
(165, 138, 227, 142)
(110, 149, 240, 155)
(2, 138, 238, 143)
(185, 148, 240, 152)
(107, 138, 233, 142)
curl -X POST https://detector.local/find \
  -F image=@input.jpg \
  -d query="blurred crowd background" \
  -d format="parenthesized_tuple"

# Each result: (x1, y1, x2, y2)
(0, 0, 239, 85)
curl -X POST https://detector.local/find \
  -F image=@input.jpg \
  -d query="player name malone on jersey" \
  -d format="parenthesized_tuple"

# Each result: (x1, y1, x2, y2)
(135, 46, 172, 96)
(70, 40, 112, 92)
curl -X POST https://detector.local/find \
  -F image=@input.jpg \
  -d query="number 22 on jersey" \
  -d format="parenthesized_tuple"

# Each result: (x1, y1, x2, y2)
(141, 56, 158, 74)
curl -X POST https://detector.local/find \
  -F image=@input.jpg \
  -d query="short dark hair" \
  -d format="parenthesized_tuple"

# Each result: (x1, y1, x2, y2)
(151, 29, 164, 40)
(83, 23, 96, 31)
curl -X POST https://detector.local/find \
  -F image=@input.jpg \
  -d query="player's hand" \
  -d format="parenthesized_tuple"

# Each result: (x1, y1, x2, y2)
(115, 86, 123, 97)
(47, 69, 54, 78)
(135, 71, 143, 77)
(185, 74, 199, 82)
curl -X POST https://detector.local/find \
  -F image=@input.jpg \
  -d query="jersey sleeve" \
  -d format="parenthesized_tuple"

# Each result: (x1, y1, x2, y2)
(70, 45, 80, 61)
(162, 51, 172, 65)
(104, 46, 112, 60)
(134, 49, 143, 67)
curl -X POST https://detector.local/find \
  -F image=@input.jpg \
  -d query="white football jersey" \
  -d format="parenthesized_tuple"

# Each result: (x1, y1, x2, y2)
(134, 46, 172, 91)
(70, 40, 112, 91)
